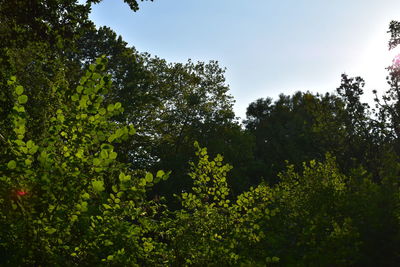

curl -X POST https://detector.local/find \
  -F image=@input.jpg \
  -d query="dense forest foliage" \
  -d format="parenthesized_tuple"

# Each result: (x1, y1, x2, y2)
(0, 0, 399, 265)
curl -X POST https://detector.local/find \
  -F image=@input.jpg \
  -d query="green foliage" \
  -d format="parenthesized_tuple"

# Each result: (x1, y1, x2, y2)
(162, 142, 278, 266)
(269, 155, 360, 265)
(1, 0, 400, 265)
(0, 59, 168, 265)
(72, 24, 248, 202)
(244, 89, 381, 185)
(0, 58, 278, 265)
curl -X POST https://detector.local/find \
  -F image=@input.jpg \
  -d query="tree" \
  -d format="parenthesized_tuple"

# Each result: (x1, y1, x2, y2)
(163, 142, 278, 266)
(78, 28, 243, 199)
(1, 1, 246, 204)
(268, 156, 360, 265)
(244, 92, 346, 184)
(244, 86, 383, 185)
(0, 58, 280, 265)
(0, 0, 152, 143)
(0, 59, 169, 265)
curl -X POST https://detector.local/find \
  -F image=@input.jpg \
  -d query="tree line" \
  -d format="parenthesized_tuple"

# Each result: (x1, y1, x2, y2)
(0, 0, 399, 265)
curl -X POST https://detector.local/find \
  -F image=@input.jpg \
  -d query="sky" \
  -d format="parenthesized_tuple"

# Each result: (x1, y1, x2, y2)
(87, 0, 400, 119)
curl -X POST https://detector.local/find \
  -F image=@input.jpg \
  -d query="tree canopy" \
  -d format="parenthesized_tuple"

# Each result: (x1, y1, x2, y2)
(1, 1, 400, 265)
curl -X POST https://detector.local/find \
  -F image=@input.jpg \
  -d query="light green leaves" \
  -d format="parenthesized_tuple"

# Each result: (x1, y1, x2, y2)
(156, 170, 168, 181)
(92, 72, 101, 80)
(14, 124, 26, 136)
(45, 227, 57, 235)
(128, 125, 136, 135)
(71, 94, 79, 102)
(92, 180, 105, 192)
(7, 160, 17, 169)
(17, 95, 28, 104)
(108, 127, 129, 143)
(15, 85, 24, 95)
(119, 173, 131, 183)
(7, 76, 16, 85)
(26, 140, 34, 148)
(109, 151, 117, 160)
(78, 201, 88, 212)
(79, 96, 87, 109)
(103, 204, 112, 209)
(100, 149, 108, 159)
(114, 102, 122, 109)
(156, 170, 165, 178)
(145, 172, 153, 183)
(75, 149, 84, 159)
(107, 104, 114, 112)
(26, 140, 39, 154)
(107, 135, 115, 143)
(13, 106, 25, 113)
(93, 158, 101, 166)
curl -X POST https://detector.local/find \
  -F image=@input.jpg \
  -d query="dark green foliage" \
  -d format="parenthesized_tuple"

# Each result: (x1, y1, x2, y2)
(244, 92, 346, 184)
(1, 0, 400, 265)
(244, 85, 385, 185)
(0, 65, 276, 264)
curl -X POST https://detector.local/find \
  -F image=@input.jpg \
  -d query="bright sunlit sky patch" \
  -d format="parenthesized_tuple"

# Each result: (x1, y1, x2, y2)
(86, 0, 400, 119)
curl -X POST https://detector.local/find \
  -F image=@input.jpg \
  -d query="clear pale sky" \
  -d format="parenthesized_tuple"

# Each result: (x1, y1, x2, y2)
(87, 0, 400, 119)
